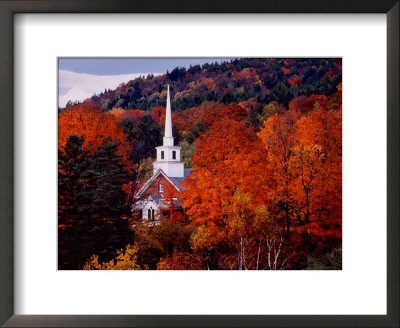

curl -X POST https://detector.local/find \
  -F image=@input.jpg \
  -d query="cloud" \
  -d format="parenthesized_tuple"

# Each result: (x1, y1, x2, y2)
(59, 87, 93, 108)
(58, 69, 161, 108)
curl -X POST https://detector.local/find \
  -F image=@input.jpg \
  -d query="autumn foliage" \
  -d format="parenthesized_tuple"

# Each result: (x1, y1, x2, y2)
(181, 86, 342, 268)
(58, 104, 130, 161)
(58, 58, 342, 270)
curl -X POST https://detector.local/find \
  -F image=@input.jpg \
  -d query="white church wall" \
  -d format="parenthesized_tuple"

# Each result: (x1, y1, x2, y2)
(141, 200, 160, 220)
(156, 146, 181, 162)
(153, 161, 184, 178)
(136, 84, 187, 220)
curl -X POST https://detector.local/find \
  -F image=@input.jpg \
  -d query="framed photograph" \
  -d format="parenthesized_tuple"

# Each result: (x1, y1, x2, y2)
(0, 1, 398, 327)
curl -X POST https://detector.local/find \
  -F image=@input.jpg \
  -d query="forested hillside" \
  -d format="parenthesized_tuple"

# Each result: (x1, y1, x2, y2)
(64, 58, 341, 112)
(59, 58, 342, 270)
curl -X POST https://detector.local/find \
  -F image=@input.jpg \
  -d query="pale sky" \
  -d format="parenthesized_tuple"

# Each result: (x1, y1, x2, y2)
(58, 58, 230, 108)
(58, 69, 159, 108)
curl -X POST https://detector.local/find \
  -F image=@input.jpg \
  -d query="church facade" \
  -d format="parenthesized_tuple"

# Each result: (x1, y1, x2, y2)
(133, 85, 193, 222)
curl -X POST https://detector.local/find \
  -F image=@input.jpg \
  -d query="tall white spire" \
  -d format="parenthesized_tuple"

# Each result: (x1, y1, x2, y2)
(163, 85, 174, 146)
(153, 84, 184, 177)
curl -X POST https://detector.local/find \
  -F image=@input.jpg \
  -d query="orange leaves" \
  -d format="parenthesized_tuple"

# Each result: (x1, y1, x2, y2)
(181, 119, 270, 242)
(149, 106, 185, 132)
(157, 250, 204, 270)
(162, 182, 185, 223)
(281, 67, 290, 75)
(307, 94, 329, 110)
(288, 94, 329, 113)
(200, 76, 217, 91)
(150, 106, 166, 125)
(295, 109, 342, 158)
(181, 170, 227, 241)
(258, 110, 299, 167)
(179, 102, 248, 134)
(58, 104, 130, 161)
(288, 76, 302, 86)
(258, 96, 342, 249)
(293, 109, 342, 242)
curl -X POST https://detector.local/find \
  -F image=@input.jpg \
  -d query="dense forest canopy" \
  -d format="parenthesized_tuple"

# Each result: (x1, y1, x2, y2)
(58, 58, 342, 270)
(62, 58, 341, 112)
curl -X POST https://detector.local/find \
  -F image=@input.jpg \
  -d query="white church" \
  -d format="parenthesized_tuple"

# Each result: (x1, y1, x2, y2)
(133, 85, 193, 221)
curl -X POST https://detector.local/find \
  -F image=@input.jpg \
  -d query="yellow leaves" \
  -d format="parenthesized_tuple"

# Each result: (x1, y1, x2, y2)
(186, 77, 217, 92)
(223, 190, 251, 234)
(174, 89, 191, 99)
(83, 255, 101, 270)
(159, 89, 167, 99)
(137, 157, 154, 182)
(109, 107, 125, 117)
(290, 144, 325, 170)
(83, 244, 141, 270)
(253, 205, 271, 233)
(262, 101, 283, 120)
(190, 226, 212, 252)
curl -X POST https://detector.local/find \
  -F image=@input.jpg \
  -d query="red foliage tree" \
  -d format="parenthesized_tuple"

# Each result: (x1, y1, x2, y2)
(58, 104, 130, 161)
(181, 118, 269, 243)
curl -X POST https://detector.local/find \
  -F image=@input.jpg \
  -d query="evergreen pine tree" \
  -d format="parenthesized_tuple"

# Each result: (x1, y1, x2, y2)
(58, 135, 132, 269)
(58, 135, 93, 269)
(87, 137, 131, 264)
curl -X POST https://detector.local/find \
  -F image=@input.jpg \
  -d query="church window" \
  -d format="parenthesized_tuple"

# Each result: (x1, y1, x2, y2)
(172, 151, 176, 159)
(161, 151, 164, 159)
(159, 183, 164, 192)
(147, 209, 151, 219)
(151, 209, 155, 220)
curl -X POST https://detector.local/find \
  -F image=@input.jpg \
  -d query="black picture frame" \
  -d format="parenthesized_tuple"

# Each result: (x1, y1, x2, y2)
(0, 1, 398, 327)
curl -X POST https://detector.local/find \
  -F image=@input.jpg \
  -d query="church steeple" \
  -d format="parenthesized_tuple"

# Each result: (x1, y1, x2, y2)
(163, 85, 174, 146)
(153, 84, 184, 178)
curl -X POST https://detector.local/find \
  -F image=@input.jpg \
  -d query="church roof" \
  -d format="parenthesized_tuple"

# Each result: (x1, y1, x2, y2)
(169, 168, 194, 190)
(135, 168, 181, 198)
(148, 195, 163, 204)
(134, 85, 195, 200)
(147, 194, 182, 208)
(134, 168, 194, 199)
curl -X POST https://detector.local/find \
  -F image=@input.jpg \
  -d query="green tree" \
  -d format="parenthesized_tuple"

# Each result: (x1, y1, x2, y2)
(58, 135, 93, 269)
(122, 114, 162, 162)
(87, 137, 132, 262)
(58, 135, 132, 269)
(179, 140, 194, 168)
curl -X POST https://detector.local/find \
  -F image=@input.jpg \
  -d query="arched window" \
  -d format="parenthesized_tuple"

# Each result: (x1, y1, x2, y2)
(147, 209, 151, 219)
(151, 209, 155, 220)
